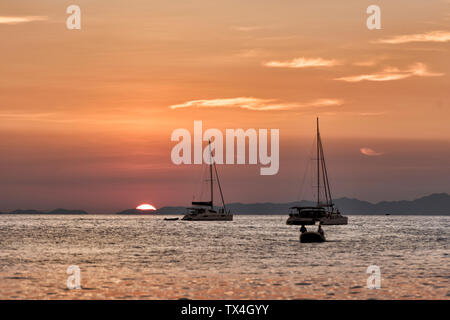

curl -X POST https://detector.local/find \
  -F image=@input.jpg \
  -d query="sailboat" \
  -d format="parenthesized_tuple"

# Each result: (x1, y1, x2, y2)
(182, 141, 233, 221)
(287, 118, 348, 226)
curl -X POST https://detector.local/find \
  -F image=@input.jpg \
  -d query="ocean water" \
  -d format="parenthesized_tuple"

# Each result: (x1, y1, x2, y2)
(0, 215, 448, 299)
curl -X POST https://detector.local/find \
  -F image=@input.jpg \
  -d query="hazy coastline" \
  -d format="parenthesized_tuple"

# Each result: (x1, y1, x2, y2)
(1, 193, 449, 216)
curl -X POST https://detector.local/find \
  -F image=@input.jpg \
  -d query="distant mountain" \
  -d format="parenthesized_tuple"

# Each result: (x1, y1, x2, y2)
(48, 208, 88, 215)
(155, 206, 186, 214)
(154, 193, 450, 215)
(1, 208, 88, 215)
(1, 193, 449, 215)
(116, 208, 157, 215)
(8, 209, 47, 215)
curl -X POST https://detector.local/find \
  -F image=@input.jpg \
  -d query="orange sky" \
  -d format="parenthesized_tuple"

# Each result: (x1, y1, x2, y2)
(0, 0, 449, 212)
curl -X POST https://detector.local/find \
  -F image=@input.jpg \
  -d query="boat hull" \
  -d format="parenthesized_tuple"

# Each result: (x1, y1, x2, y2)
(287, 215, 348, 225)
(182, 213, 233, 221)
(300, 231, 326, 243)
(320, 216, 348, 225)
(286, 216, 316, 225)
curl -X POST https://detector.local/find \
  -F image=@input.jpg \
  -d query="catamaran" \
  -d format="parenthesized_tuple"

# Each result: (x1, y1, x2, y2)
(182, 141, 233, 221)
(287, 118, 348, 226)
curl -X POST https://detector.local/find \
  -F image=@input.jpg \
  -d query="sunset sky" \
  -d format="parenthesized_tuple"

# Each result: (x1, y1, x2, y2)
(1, 0, 449, 212)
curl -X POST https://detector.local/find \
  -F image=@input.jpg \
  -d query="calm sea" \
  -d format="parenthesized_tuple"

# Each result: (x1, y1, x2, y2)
(0, 215, 448, 299)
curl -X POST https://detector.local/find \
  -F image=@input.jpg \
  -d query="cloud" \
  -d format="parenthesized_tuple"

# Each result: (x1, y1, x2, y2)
(353, 60, 377, 67)
(357, 112, 387, 116)
(375, 30, 450, 44)
(234, 48, 263, 58)
(360, 148, 384, 156)
(0, 112, 56, 120)
(0, 16, 48, 25)
(231, 26, 266, 32)
(169, 97, 343, 111)
(335, 63, 443, 82)
(264, 57, 340, 68)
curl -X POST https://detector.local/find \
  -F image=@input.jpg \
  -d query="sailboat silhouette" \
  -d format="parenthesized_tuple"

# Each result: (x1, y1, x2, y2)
(182, 140, 233, 221)
(287, 118, 348, 226)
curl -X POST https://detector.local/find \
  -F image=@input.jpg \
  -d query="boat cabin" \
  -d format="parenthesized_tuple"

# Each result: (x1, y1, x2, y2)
(288, 206, 328, 219)
(186, 201, 229, 215)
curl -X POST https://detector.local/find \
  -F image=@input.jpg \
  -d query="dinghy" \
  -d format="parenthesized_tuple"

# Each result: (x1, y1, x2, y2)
(300, 231, 326, 243)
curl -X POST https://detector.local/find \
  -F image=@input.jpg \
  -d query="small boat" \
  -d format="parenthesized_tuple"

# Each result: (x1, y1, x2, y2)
(164, 217, 179, 221)
(182, 140, 233, 221)
(287, 118, 348, 226)
(300, 231, 326, 243)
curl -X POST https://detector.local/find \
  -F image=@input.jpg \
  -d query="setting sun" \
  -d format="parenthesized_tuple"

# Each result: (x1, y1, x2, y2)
(136, 204, 156, 210)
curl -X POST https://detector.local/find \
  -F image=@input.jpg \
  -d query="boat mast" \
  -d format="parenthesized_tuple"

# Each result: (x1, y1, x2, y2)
(316, 117, 320, 207)
(317, 119, 333, 208)
(209, 140, 214, 210)
(213, 162, 227, 212)
(321, 140, 333, 208)
(319, 134, 329, 206)
(208, 139, 227, 212)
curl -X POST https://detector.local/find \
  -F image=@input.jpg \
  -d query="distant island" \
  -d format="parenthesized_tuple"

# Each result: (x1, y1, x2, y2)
(116, 208, 157, 215)
(1, 193, 449, 215)
(154, 193, 450, 216)
(0, 208, 88, 215)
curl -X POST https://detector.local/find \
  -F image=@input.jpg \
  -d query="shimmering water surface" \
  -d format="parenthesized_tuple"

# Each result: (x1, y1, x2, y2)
(0, 215, 448, 299)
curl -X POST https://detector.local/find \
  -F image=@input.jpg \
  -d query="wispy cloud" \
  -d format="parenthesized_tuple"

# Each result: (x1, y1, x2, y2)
(360, 148, 384, 156)
(231, 25, 267, 32)
(353, 60, 377, 67)
(264, 57, 340, 69)
(357, 112, 387, 116)
(0, 112, 56, 120)
(234, 48, 263, 58)
(0, 16, 48, 25)
(375, 30, 450, 44)
(169, 97, 343, 111)
(335, 63, 443, 82)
